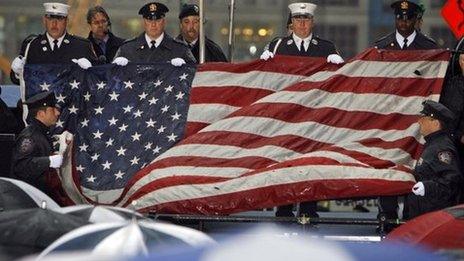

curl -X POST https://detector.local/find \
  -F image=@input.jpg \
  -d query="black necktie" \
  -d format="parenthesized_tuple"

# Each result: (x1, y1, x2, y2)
(402, 38, 408, 50)
(150, 40, 156, 50)
(52, 39, 58, 51)
(300, 40, 305, 52)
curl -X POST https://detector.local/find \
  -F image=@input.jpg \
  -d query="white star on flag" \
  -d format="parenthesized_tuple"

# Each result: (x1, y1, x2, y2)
(114, 171, 125, 179)
(131, 132, 141, 141)
(81, 119, 89, 127)
(116, 146, 126, 156)
(108, 117, 118, 126)
(83, 92, 91, 101)
(97, 81, 106, 90)
(102, 161, 112, 170)
(175, 91, 185, 100)
(161, 105, 169, 113)
(133, 110, 143, 118)
(91, 153, 100, 162)
(106, 138, 114, 147)
(148, 97, 158, 105)
(56, 119, 64, 128)
(171, 112, 181, 120)
(123, 105, 133, 113)
(69, 105, 78, 114)
(70, 80, 80, 89)
(124, 80, 134, 89)
(164, 85, 174, 93)
(157, 125, 166, 134)
(56, 93, 66, 103)
(138, 92, 148, 100)
(87, 175, 96, 183)
(93, 130, 103, 139)
(40, 82, 50, 91)
(146, 118, 156, 128)
(145, 142, 153, 150)
(79, 143, 88, 152)
(153, 79, 162, 87)
(109, 91, 119, 101)
(118, 124, 128, 132)
(130, 156, 140, 165)
(179, 73, 188, 81)
(94, 106, 104, 115)
(167, 133, 177, 142)
(76, 165, 85, 172)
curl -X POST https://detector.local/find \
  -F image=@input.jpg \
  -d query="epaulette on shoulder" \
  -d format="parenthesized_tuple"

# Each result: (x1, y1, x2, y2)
(24, 34, 38, 44)
(374, 32, 395, 45)
(69, 34, 91, 43)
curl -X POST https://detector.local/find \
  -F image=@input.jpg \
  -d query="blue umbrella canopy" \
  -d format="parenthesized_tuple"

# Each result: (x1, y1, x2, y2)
(39, 219, 214, 259)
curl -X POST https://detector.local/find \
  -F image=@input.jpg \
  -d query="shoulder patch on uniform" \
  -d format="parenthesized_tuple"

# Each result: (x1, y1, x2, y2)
(438, 151, 452, 164)
(20, 138, 34, 154)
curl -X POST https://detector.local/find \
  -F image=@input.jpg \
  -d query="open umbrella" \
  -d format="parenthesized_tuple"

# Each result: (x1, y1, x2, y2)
(0, 208, 88, 258)
(38, 219, 215, 259)
(387, 204, 464, 250)
(58, 205, 144, 223)
(0, 177, 60, 211)
(132, 226, 443, 261)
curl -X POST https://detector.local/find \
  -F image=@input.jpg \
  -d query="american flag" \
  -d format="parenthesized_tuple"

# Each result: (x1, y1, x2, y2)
(113, 48, 449, 215)
(24, 63, 195, 204)
(24, 48, 450, 215)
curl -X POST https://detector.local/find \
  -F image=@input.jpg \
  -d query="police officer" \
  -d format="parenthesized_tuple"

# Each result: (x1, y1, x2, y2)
(260, 2, 344, 64)
(10, 2, 96, 84)
(406, 100, 462, 219)
(10, 91, 63, 198)
(373, 0, 437, 50)
(176, 4, 227, 63)
(113, 2, 196, 66)
(86, 5, 125, 63)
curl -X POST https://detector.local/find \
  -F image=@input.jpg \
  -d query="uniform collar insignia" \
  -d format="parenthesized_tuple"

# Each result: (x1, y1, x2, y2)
(311, 38, 318, 45)
(41, 39, 47, 45)
(63, 39, 70, 44)
(287, 39, 293, 45)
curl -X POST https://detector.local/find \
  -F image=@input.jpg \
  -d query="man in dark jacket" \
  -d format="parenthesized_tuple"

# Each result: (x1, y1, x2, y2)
(10, 2, 96, 85)
(10, 91, 63, 198)
(176, 4, 227, 63)
(374, 1, 438, 226)
(406, 100, 462, 219)
(113, 2, 196, 66)
(373, 0, 437, 50)
(260, 2, 343, 64)
(86, 6, 125, 63)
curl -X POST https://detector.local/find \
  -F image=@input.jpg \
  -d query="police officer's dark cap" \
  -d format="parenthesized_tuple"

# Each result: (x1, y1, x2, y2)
(179, 4, 199, 20)
(391, 0, 419, 20)
(138, 2, 169, 20)
(420, 100, 455, 124)
(25, 91, 57, 110)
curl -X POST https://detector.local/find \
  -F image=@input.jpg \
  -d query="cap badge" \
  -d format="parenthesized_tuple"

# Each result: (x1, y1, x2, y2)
(52, 5, 57, 9)
(287, 39, 293, 45)
(401, 1, 408, 10)
(299, 4, 306, 9)
(149, 4, 157, 12)
(194, 6, 199, 12)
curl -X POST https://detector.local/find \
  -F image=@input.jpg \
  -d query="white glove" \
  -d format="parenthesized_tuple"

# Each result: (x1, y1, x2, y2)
(72, 58, 92, 69)
(58, 131, 73, 154)
(412, 182, 425, 196)
(327, 54, 344, 64)
(112, 57, 129, 66)
(171, 58, 186, 67)
(260, 50, 274, 61)
(49, 155, 63, 168)
(11, 56, 25, 75)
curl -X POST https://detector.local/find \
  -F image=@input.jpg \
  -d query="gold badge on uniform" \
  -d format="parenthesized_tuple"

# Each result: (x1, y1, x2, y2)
(400, 1, 408, 10)
(438, 151, 452, 164)
(149, 3, 157, 12)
